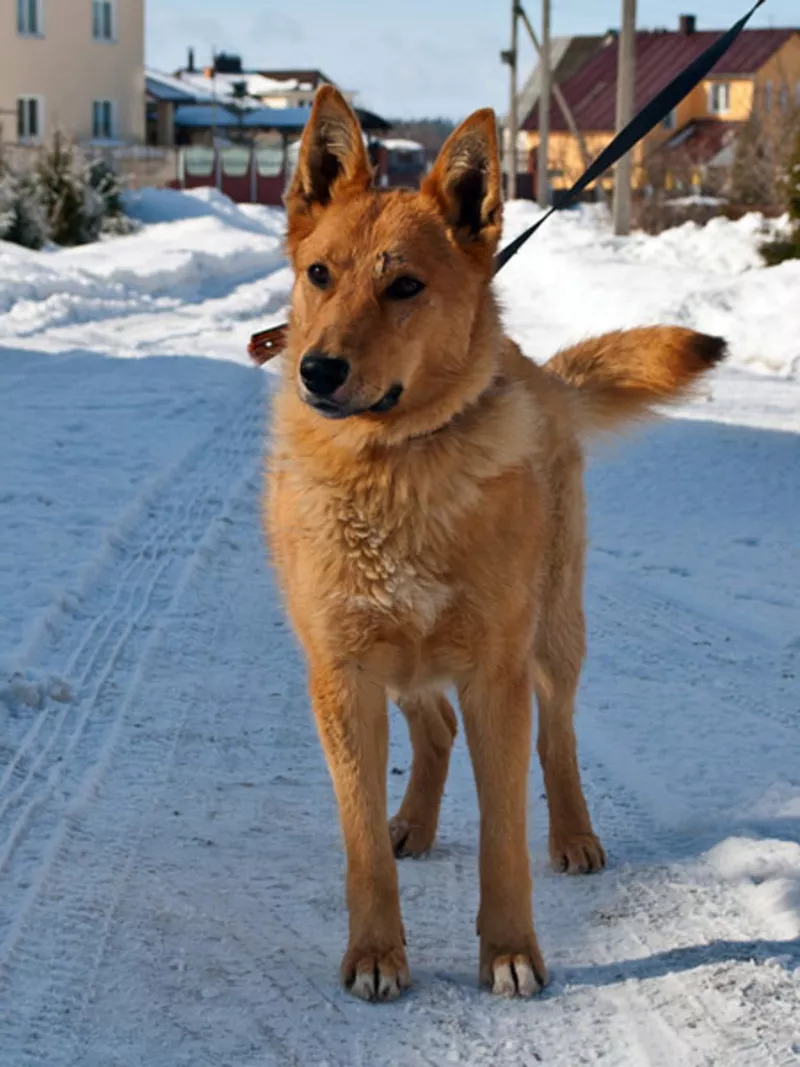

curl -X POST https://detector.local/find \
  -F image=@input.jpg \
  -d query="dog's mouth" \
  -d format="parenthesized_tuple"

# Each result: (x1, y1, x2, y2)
(306, 383, 404, 420)
(368, 383, 404, 413)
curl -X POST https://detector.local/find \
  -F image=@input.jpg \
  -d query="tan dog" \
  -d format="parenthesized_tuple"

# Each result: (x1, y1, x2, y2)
(266, 86, 724, 1002)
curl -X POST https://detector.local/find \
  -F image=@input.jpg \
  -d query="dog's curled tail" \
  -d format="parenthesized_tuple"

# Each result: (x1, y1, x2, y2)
(545, 326, 726, 435)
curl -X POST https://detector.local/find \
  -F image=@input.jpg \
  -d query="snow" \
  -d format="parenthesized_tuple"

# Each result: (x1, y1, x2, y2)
(170, 70, 302, 108)
(1, 190, 799, 1065)
(500, 201, 800, 379)
(146, 68, 217, 104)
(382, 137, 426, 153)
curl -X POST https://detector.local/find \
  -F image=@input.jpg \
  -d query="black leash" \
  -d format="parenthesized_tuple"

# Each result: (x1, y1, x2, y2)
(494, 0, 766, 273)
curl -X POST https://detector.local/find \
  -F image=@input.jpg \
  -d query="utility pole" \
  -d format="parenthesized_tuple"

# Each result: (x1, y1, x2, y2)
(518, 4, 600, 200)
(537, 0, 550, 208)
(507, 0, 519, 200)
(517, 3, 606, 207)
(211, 46, 221, 190)
(612, 0, 637, 234)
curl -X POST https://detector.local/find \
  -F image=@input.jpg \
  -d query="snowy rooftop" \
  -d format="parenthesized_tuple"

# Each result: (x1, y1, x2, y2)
(145, 68, 215, 104)
(175, 70, 303, 105)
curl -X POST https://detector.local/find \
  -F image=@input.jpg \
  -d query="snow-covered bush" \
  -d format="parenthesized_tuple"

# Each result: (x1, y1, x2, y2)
(0, 134, 134, 250)
(87, 158, 136, 238)
(0, 166, 49, 249)
(35, 134, 108, 245)
(0, 171, 11, 235)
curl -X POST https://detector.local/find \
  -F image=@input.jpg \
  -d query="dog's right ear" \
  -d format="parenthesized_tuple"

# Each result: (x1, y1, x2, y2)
(285, 86, 372, 252)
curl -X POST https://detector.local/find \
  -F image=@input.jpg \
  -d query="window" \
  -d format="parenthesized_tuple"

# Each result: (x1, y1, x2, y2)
(17, 96, 43, 141)
(92, 0, 114, 41)
(708, 82, 730, 114)
(764, 81, 773, 113)
(92, 100, 115, 139)
(661, 107, 677, 130)
(17, 0, 43, 35)
(779, 85, 788, 113)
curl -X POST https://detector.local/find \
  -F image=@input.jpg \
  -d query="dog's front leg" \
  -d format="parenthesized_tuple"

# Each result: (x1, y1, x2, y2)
(458, 662, 547, 997)
(309, 660, 409, 1001)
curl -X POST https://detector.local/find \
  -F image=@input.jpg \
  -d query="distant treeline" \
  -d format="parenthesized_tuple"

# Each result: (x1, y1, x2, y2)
(384, 119, 456, 163)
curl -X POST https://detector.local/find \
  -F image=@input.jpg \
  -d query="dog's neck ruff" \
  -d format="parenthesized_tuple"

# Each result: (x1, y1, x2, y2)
(405, 373, 508, 444)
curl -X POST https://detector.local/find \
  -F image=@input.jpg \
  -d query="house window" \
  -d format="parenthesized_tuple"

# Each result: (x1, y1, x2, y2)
(708, 82, 730, 114)
(92, 0, 115, 41)
(17, 0, 43, 35)
(764, 81, 773, 113)
(779, 85, 788, 112)
(17, 96, 43, 141)
(661, 107, 677, 130)
(92, 100, 116, 139)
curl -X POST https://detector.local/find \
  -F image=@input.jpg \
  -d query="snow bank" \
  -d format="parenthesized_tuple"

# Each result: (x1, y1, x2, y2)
(498, 202, 800, 379)
(123, 186, 285, 238)
(1, 191, 797, 379)
(0, 188, 286, 339)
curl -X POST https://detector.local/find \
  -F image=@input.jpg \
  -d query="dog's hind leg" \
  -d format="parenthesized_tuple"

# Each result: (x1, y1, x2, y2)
(533, 591, 606, 875)
(389, 691, 457, 857)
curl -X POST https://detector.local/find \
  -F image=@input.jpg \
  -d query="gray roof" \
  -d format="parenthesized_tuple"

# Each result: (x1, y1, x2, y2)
(509, 35, 604, 127)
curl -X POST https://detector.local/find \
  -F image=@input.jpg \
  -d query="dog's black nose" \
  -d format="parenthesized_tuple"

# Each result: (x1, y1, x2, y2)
(299, 351, 350, 397)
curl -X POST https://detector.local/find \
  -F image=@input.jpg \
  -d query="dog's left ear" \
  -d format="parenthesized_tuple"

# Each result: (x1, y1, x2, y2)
(421, 109, 502, 259)
(286, 85, 372, 251)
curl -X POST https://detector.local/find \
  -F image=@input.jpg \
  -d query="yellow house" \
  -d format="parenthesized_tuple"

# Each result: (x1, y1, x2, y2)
(0, 0, 145, 146)
(520, 17, 800, 194)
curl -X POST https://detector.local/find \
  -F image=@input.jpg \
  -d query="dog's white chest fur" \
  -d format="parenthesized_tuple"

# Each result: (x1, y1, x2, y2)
(335, 503, 451, 630)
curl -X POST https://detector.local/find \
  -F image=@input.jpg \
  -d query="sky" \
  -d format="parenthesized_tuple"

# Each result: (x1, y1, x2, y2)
(147, 1, 799, 120)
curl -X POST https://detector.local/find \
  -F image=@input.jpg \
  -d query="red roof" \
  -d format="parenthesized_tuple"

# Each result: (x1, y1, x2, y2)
(660, 118, 740, 164)
(523, 28, 798, 133)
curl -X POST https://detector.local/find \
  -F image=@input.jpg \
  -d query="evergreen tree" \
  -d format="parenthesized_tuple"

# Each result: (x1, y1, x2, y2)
(0, 163, 49, 249)
(34, 133, 105, 245)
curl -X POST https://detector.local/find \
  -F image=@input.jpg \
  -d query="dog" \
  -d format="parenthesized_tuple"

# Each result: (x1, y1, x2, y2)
(265, 85, 725, 1002)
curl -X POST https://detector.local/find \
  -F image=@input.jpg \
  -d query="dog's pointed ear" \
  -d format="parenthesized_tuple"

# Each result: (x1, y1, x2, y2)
(421, 109, 502, 257)
(286, 86, 372, 249)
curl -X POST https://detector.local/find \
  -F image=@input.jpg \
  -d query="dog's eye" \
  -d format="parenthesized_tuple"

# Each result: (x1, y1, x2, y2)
(307, 262, 331, 290)
(385, 276, 425, 301)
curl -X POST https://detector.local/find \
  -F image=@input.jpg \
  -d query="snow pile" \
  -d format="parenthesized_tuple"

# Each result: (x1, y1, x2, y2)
(498, 201, 800, 379)
(0, 187, 287, 341)
(1, 189, 798, 378)
(123, 185, 285, 236)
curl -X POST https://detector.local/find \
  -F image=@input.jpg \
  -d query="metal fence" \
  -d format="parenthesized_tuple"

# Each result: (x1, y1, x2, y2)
(0, 141, 179, 190)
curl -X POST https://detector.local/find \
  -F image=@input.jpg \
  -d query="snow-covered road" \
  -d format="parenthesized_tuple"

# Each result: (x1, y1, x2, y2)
(1, 191, 798, 1066)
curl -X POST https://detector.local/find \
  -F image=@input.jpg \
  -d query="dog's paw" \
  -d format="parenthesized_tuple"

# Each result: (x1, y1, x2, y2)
(550, 831, 606, 875)
(341, 943, 410, 1002)
(480, 943, 548, 998)
(389, 814, 436, 858)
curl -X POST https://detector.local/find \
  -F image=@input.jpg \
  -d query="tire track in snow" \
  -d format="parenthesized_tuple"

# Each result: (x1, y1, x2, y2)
(0, 449, 367, 1067)
(0, 377, 263, 990)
